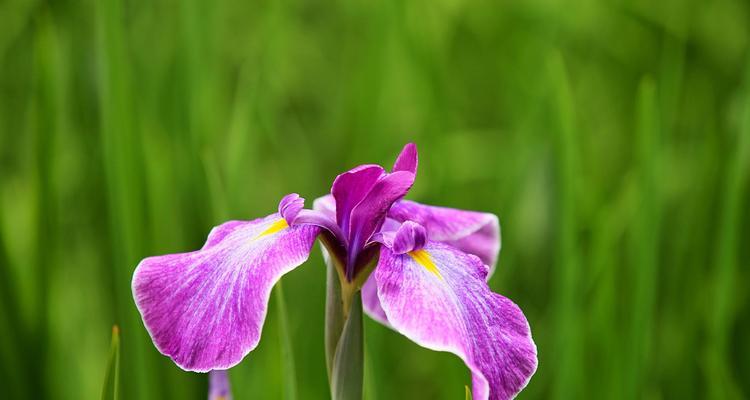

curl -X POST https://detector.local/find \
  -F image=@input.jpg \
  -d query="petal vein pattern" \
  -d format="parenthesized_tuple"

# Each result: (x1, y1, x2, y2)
(388, 200, 500, 272)
(132, 214, 320, 372)
(375, 243, 537, 400)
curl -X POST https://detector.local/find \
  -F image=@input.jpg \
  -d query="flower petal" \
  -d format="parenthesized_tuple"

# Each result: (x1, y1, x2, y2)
(392, 142, 418, 174)
(361, 276, 389, 325)
(374, 242, 537, 400)
(370, 220, 427, 255)
(390, 220, 428, 254)
(388, 200, 500, 272)
(132, 214, 320, 372)
(346, 170, 415, 279)
(293, 209, 344, 243)
(313, 194, 336, 219)
(278, 193, 304, 223)
(331, 164, 385, 233)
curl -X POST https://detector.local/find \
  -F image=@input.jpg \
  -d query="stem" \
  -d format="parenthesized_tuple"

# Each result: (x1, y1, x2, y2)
(330, 293, 364, 400)
(324, 251, 345, 380)
(323, 245, 364, 400)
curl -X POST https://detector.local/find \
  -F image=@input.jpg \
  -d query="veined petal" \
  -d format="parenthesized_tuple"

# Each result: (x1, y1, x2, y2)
(132, 214, 320, 372)
(374, 242, 537, 400)
(388, 200, 500, 273)
(278, 193, 304, 223)
(361, 276, 389, 325)
(391, 221, 428, 254)
(369, 220, 427, 255)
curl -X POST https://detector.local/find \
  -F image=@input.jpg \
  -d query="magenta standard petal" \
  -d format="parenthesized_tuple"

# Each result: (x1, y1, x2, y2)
(331, 164, 384, 232)
(132, 214, 320, 372)
(374, 242, 537, 400)
(388, 200, 500, 272)
(392, 142, 418, 174)
(345, 170, 415, 278)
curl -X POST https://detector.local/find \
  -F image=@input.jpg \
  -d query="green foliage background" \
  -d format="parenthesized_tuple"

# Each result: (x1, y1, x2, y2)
(1, 0, 749, 398)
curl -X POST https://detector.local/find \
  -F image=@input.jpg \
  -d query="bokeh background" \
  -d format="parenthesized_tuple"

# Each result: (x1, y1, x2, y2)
(1, 0, 749, 398)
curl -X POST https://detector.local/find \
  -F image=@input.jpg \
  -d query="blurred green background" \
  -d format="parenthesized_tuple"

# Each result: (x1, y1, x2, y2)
(1, 0, 749, 398)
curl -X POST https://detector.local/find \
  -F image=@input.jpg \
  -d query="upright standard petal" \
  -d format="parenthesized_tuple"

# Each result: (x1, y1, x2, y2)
(388, 200, 500, 271)
(392, 142, 418, 174)
(132, 214, 320, 372)
(331, 164, 384, 233)
(345, 170, 415, 279)
(374, 242, 537, 400)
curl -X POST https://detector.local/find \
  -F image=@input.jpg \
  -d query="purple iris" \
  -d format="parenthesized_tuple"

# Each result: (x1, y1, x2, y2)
(132, 143, 537, 400)
(208, 370, 232, 400)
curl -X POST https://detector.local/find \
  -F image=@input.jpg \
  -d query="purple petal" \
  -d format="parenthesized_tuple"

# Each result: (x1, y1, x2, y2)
(390, 221, 428, 254)
(293, 209, 345, 244)
(312, 194, 336, 219)
(371, 220, 428, 255)
(361, 276, 389, 325)
(209, 370, 232, 400)
(278, 193, 304, 223)
(331, 164, 385, 233)
(346, 170, 415, 279)
(392, 143, 418, 174)
(373, 242, 537, 400)
(388, 200, 500, 272)
(132, 214, 320, 372)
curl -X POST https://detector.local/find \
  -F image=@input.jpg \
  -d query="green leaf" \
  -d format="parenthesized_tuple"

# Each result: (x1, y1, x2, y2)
(330, 293, 364, 400)
(465, 385, 472, 400)
(100, 325, 121, 400)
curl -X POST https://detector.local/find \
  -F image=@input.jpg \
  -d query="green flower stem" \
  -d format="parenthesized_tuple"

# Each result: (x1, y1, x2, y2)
(322, 239, 365, 400)
(330, 293, 364, 400)
(325, 256, 345, 379)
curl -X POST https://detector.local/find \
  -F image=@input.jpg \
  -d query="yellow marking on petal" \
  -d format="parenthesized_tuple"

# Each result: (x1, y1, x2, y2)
(254, 218, 289, 240)
(408, 249, 443, 280)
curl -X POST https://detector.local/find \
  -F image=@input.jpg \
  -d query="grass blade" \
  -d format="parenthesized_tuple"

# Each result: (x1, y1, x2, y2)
(101, 325, 121, 400)
(624, 77, 661, 398)
(548, 51, 583, 400)
(706, 57, 750, 400)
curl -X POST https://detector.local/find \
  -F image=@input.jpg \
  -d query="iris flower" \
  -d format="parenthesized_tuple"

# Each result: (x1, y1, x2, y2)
(208, 370, 232, 400)
(132, 143, 537, 399)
